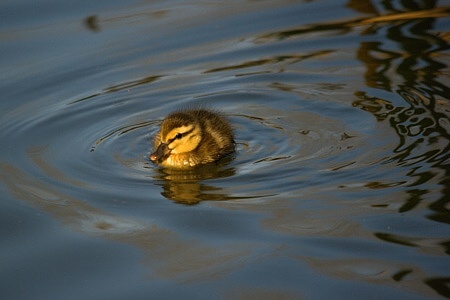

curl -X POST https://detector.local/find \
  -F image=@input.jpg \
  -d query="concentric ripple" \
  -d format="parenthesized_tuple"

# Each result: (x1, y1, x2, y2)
(1, 84, 374, 205)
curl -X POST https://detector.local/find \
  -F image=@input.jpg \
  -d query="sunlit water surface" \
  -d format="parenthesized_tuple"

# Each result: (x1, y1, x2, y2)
(1, 0, 450, 299)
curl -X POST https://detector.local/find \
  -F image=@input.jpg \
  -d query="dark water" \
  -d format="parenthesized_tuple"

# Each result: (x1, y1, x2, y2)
(1, 0, 450, 299)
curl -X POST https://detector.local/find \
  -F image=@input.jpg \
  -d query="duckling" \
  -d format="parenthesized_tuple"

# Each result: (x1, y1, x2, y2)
(150, 109, 235, 169)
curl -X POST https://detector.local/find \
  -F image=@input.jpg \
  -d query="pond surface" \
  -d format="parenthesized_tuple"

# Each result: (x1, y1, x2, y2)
(1, 0, 450, 299)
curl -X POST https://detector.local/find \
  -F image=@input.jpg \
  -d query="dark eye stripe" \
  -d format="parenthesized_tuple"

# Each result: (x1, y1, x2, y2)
(167, 127, 194, 143)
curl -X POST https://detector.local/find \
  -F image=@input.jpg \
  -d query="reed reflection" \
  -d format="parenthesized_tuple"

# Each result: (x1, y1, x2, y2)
(353, 1, 449, 94)
(351, 0, 450, 202)
(350, 2, 450, 295)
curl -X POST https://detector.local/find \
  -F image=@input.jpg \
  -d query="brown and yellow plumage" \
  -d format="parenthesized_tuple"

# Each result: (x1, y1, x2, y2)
(150, 109, 235, 169)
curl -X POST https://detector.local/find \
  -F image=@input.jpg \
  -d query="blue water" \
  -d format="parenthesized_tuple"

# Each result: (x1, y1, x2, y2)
(1, 0, 449, 299)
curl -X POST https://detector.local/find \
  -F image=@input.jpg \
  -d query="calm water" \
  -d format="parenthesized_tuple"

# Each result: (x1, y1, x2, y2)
(1, 0, 450, 299)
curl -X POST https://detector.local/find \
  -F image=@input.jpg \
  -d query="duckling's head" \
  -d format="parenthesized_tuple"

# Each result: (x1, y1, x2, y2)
(150, 112, 202, 163)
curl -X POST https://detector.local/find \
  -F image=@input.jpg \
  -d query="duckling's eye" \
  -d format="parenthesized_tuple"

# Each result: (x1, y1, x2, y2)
(175, 133, 182, 139)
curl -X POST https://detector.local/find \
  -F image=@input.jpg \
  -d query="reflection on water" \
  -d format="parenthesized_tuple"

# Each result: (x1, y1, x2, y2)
(84, 15, 100, 32)
(204, 50, 333, 74)
(71, 75, 163, 104)
(352, 2, 450, 230)
(154, 157, 237, 204)
(1, 0, 450, 298)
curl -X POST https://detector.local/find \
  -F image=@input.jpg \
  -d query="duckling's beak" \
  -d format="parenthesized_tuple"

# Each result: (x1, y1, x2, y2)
(150, 143, 171, 162)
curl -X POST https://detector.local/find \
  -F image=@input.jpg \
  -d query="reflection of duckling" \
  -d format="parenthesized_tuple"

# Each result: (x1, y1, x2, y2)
(150, 109, 235, 169)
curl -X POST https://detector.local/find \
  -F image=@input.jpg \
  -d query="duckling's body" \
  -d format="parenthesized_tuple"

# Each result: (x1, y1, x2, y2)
(150, 109, 235, 169)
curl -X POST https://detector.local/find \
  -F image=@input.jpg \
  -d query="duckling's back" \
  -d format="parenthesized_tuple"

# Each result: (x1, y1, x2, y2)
(192, 109, 235, 161)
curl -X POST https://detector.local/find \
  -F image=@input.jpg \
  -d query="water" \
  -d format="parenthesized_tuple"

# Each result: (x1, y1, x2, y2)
(1, 0, 449, 299)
